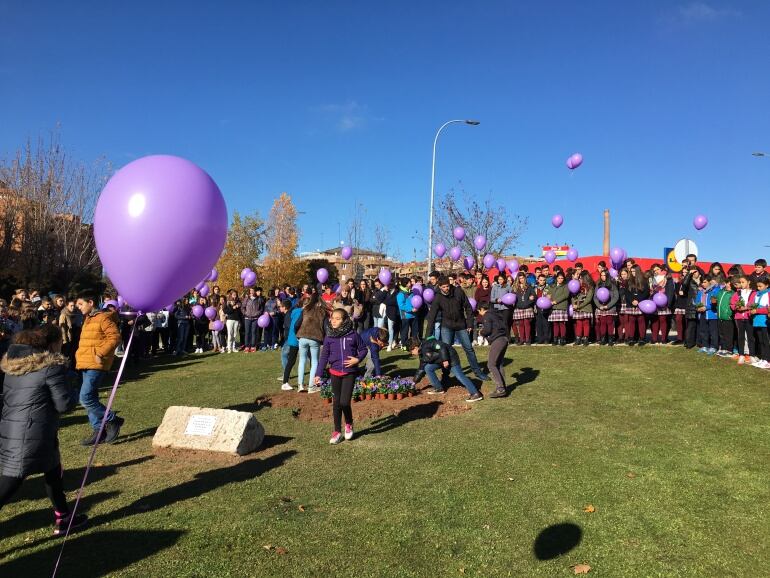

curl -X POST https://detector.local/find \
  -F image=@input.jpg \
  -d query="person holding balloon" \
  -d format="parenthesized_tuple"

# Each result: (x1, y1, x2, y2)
(622, 266, 651, 346)
(173, 300, 192, 356)
(511, 273, 536, 345)
(593, 270, 619, 346)
(571, 272, 595, 347)
(241, 287, 265, 353)
(397, 278, 418, 347)
(548, 272, 570, 346)
(533, 274, 552, 345)
(223, 291, 243, 353)
(648, 264, 675, 345)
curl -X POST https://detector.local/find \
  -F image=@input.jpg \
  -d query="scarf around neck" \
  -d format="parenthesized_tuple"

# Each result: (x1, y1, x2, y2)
(325, 316, 354, 338)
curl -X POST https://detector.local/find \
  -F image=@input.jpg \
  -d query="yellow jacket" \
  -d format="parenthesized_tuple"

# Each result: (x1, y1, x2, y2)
(75, 311, 121, 371)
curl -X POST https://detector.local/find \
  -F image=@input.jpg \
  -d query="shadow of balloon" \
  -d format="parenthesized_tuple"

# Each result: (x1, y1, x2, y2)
(533, 522, 582, 560)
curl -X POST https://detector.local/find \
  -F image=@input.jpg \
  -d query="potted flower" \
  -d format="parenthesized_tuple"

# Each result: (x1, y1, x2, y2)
(320, 381, 333, 405)
(388, 382, 398, 400)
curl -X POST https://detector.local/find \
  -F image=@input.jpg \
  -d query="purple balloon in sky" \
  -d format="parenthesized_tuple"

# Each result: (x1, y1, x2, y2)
(508, 259, 519, 273)
(596, 287, 610, 303)
(316, 268, 329, 284)
(434, 243, 446, 258)
(449, 246, 462, 261)
(551, 214, 564, 228)
(566, 153, 583, 170)
(473, 235, 487, 251)
(243, 271, 257, 287)
(496, 258, 507, 272)
(422, 288, 435, 303)
(341, 246, 353, 260)
(95, 155, 227, 312)
(464, 256, 475, 270)
(483, 254, 496, 269)
(241, 267, 252, 280)
(453, 226, 466, 241)
(610, 247, 624, 264)
(693, 214, 708, 231)
(544, 250, 556, 264)
(566, 248, 579, 262)
(568, 279, 581, 294)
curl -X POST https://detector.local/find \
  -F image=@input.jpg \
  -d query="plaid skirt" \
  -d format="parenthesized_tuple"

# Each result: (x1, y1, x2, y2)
(548, 309, 569, 322)
(512, 308, 535, 320)
(656, 308, 671, 316)
(595, 307, 617, 317)
(620, 303, 641, 315)
(674, 308, 686, 316)
(572, 310, 593, 320)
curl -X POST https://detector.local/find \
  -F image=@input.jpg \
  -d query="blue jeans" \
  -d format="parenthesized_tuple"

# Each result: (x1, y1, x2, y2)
(174, 321, 190, 355)
(281, 342, 291, 369)
(433, 322, 441, 339)
(424, 362, 480, 396)
(264, 318, 278, 348)
(79, 369, 114, 431)
(297, 338, 320, 387)
(244, 318, 258, 348)
(387, 318, 397, 348)
(440, 327, 484, 376)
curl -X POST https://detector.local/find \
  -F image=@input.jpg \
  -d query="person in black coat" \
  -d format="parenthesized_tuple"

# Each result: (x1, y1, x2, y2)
(0, 325, 88, 535)
(478, 302, 508, 397)
(406, 336, 483, 401)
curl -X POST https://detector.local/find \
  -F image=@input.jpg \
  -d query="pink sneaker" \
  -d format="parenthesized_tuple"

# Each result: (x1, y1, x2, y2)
(737, 355, 745, 365)
(344, 423, 354, 441)
(329, 431, 342, 445)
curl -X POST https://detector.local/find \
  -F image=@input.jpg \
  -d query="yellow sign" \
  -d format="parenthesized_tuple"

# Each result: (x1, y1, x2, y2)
(666, 249, 682, 272)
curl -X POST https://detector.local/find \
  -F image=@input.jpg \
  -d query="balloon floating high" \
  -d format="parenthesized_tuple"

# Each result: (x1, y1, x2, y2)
(610, 247, 624, 264)
(693, 214, 708, 231)
(453, 226, 466, 241)
(434, 243, 446, 258)
(566, 153, 583, 170)
(464, 256, 475, 270)
(316, 268, 329, 284)
(483, 254, 496, 269)
(508, 259, 519, 273)
(551, 214, 564, 228)
(94, 155, 227, 312)
(566, 248, 579, 262)
(240, 267, 252, 280)
(243, 271, 257, 287)
(473, 235, 487, 251)
(449, 246, 462, 261)
(544, 250, 557, 264)
(496, 258, 507, 272)
(341, 246, 353, 260)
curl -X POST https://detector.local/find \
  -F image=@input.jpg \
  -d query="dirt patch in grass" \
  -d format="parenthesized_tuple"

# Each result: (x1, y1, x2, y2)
(266, 383, 473, 423)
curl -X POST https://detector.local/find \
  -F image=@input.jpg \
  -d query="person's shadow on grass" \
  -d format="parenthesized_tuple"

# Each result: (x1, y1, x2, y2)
(356, 402, 441, 438)
(510, 367, 539, 390)
(533, 522, 582, 560)
(0, 529, 186, 578)
(88, 450, 297, 528)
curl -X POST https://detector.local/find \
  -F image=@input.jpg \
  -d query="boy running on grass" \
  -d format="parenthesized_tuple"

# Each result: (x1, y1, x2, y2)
(405, 336, 483, 402)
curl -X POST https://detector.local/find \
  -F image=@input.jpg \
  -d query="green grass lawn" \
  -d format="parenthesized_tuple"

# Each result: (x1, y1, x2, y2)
(1, 345, 769, 577)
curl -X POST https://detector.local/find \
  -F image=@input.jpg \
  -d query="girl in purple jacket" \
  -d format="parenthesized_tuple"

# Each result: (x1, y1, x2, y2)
(314, 308, 368, 444)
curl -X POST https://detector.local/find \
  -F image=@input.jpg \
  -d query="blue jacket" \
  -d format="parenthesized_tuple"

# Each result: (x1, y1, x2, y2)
(316, 329, 368, 377)
(696, 286, 720, 320)
(397, 291, 415, 320)
(752, 289, 769, 328)
(284, 307, 302, 347)
(360, 327, 384, 376)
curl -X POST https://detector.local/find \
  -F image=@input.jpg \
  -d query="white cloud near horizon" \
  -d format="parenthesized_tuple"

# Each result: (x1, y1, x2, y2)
(314, 101, 383, 132)
(677, 2, 742, 23)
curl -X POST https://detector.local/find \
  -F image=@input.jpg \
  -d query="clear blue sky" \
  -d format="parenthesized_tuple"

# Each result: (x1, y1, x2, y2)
(2, 1, 769, 264)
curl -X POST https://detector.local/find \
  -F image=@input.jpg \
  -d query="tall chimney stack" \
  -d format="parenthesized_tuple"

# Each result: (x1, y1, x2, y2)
(603, 209, 610, 256)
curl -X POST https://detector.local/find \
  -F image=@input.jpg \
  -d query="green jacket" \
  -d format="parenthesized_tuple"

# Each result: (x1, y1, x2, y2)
(572, 287, 595, 313)
(716, 289, 734, 321)
(550, 283, 570, 311)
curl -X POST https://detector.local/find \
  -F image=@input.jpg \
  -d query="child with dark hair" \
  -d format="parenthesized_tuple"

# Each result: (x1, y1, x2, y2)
(314, 309, 368, 444)
(360, 327, 389, 378)
(406, 336, 482, 402)
(731, 275, 757, 364)
(749, 276, 770, 369)
(549, 271, 570, 346)
(477, 302, 507, 398)
(571, 271, 595, 346)
(280, 299, 302, 391)
(594, 269, 619, 345)
(696, 275, 720, 354)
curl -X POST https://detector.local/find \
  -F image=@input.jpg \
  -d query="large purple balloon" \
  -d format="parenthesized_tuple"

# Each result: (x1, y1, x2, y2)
(434, 243, 446, 258)
(257, 313, 271, 328)
(544, 250, 556, 264)
(638, 300, 657, 315)
(410, 295, 423, 309)
(211, 320, 224, 332)
(240, 267, 252, 280)
(468, 298, 477, 311)
(551, 214, 564, 228)
(95, 155, 227, 312)
(379, 268, 392, 286)
(596, 287, 610, 303)
(453, 226, 466, 241)
(536, 296, 552, 309)
(566, 248, 579, 262)
(316, 268, 329, 284)
(422, 288, 435, 303)
(482, 254, 496, 269)
(501, 292, 517, 306)
(243, 271, 257, 287)
(473, 235, 487, 251)
(610, 247, 624, 264)
(693, 214, 708, 231)
(653, 292, 668, 308)
(496, 258, 507, 272)
(341, 246, 353, 260)
(568, 279, 581, 294)
(449, 246, 462, 261)
(191, 305, 204, 319)
(208, 268, 218, 282)
(463, 256, 475, 270)
(199, 285, 210, 298)
(204, 306, 217, 320)
(508, 259, 519, 273)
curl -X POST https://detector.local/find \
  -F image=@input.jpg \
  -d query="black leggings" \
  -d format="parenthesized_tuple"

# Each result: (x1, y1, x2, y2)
(331, 373, 355, 432)
(736, 320, 756, 356)
(0, 465, 68, 513)
(283, 346, 298, 383)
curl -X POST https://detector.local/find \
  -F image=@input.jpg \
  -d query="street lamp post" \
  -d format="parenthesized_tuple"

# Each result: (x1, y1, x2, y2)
(427, 119, 480, 276)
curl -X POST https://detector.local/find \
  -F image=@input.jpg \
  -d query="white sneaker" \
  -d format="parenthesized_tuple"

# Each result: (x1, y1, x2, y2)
(329, 432, 342, 445)
(344, 424, 354, 440)
(386, 345, 392, 352)
(297, 385, 305, 393)
(281, 383, 293, 391)
(307, 386, 319, 394)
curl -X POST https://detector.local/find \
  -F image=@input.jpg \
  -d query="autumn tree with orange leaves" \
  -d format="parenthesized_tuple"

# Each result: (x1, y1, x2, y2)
(259, 192, 306, 289)
(214, 210, 265, 293)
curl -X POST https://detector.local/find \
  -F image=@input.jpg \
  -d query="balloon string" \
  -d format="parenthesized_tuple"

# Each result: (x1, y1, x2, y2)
(51, 324, 136, 578)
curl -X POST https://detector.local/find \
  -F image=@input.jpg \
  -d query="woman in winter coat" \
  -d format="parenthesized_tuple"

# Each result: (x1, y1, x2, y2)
(296, 291, 328, 393)
(0, 325, 88, 535)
